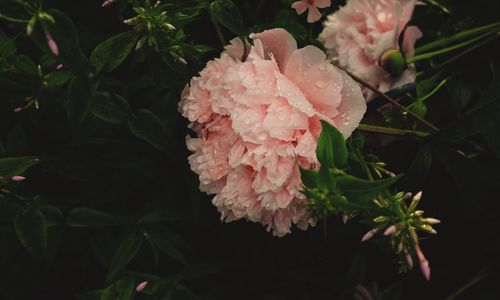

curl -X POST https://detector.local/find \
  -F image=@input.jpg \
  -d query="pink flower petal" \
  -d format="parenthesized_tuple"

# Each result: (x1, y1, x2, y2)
(250, 28, 298, 72)
(307, 6, 322, 23)
(284, 46, 343, 118)
(331, 69, 367, 138)
(315, 0, 331, 9)
(291, 1, 308, 15)
(402, 26, 423, 58)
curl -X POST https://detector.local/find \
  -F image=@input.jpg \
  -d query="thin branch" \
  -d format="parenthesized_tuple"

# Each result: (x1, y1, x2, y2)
(333, 63, 440, 132)
(434, 32, 500, 69)
(358, 124, 430, 137)
(0, 13, 29, 23)
(208, 8, 225, 48)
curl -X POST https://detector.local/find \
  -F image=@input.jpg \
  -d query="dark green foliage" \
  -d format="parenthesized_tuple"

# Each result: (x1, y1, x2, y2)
(0, 0, 500, 299)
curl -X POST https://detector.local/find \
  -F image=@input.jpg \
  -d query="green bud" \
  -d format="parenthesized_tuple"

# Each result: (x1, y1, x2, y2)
(26, 16, 36, 36)
(37, 12, 55, 24)
(380, 49, 406, 78)
(374, 216, 389, 223)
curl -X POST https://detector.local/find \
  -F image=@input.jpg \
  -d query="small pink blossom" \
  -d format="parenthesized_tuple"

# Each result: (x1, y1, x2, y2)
(180, 28, 366, 236)
(44, 30, 59, 56)
(135, 281, 148, 292)
(319, 0, 422, 100)
(292, 0, 331, 23)
(101, 0, 116, 7)
(11, 176, 26, 182)
(361, 227, 379, 242)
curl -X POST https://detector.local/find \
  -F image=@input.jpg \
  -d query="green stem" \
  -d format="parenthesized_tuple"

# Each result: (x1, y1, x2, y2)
(208, 7, 226, 48)
(0, 13, 29, 23)
(333, 63, 440, 132)
(384, 190, 406, 219)
(415, 22, 500, 55)
(358, 124, 430, 137)
(433, 32, 500, 69)
(408, 29, 499, 64)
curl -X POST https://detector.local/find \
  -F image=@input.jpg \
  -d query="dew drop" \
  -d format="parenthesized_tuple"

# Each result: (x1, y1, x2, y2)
(316, 80, 329, 89)
(258, 133, 267, 141)
(318, 64, 326, 71)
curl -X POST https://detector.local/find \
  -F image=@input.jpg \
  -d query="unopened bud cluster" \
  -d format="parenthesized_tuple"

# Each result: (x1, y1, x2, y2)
(123, 2, 176, 51)
(362, 191, 440, 280)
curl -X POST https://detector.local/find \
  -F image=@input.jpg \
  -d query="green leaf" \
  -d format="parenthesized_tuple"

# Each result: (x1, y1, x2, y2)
(67, 77, 93, 128)
(0, 156, 39, 177)
(446, 78, 474, 112)
(14, 205, 48, 259)
(90, 31, 138, 74)
(416, 71, 445, 101)
(13, 55, 38, 76)
(144, 229, 188, 265)
(0, 31, 16, 57)
(106, 231, 144, 283)
(101, 277, 134, 300)
(128, 109, 171, 152)
(76, 290, 103, 300)
(45, 70, 73, 87)
(210, 0, 244, 36)
(410, 100, 427, 118)
(90, 92, 130, 124)
(299, 168, 318, 188)
(336, 175, 402, 204)
(438, 97, 500, 142)
(67, 208, 123, 227)
(316, 120, 348, 169)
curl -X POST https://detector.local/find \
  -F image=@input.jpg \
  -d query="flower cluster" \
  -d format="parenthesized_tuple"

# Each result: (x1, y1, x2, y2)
(362, 191, 440, 280)
(319, 0, 422, 100)
(180, 28, 366, 236)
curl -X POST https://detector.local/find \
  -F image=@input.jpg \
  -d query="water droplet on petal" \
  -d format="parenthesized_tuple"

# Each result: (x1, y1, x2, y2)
(316, 80, 329, 89)
(318, 64, 326, 71)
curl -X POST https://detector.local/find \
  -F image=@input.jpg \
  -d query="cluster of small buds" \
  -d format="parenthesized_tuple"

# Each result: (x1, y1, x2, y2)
(361, 191, 440, 280)
(122, 1, 176, 51)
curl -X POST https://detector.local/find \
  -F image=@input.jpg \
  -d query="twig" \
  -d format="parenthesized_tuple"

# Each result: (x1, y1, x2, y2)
(333, 63, 440, 132)
(358, 124, 430, 137)
(208, 8, 225, 48)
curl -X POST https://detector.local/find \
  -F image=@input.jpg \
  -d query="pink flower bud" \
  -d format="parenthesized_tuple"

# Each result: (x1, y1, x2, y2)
(135, 281, 148, 292)
(44, 30, 59, 56)
(13, 107, 24, 113)
(342, 215, 349, 224)
(101, 0, 115, 7)
(405, 253, 414, 269)
(361, 228, 379, 242)
(56, 64, 64, 70)
(384, 225, 397, 236)
(11, 176, 26, 182)
(424, 218, 441, 225)
(419, 258, 431, 281)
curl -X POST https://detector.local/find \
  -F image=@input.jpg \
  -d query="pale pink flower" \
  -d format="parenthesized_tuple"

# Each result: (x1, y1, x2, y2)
(319, 0, 422, 100)
(179, 28, 366, 236)
(292, 0, 331, 23)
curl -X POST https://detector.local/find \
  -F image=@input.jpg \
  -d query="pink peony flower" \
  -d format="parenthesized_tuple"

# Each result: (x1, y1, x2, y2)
(292, 0, 331, 23)
(179, 28, 366, 236)
(319, 0, 422, 101)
